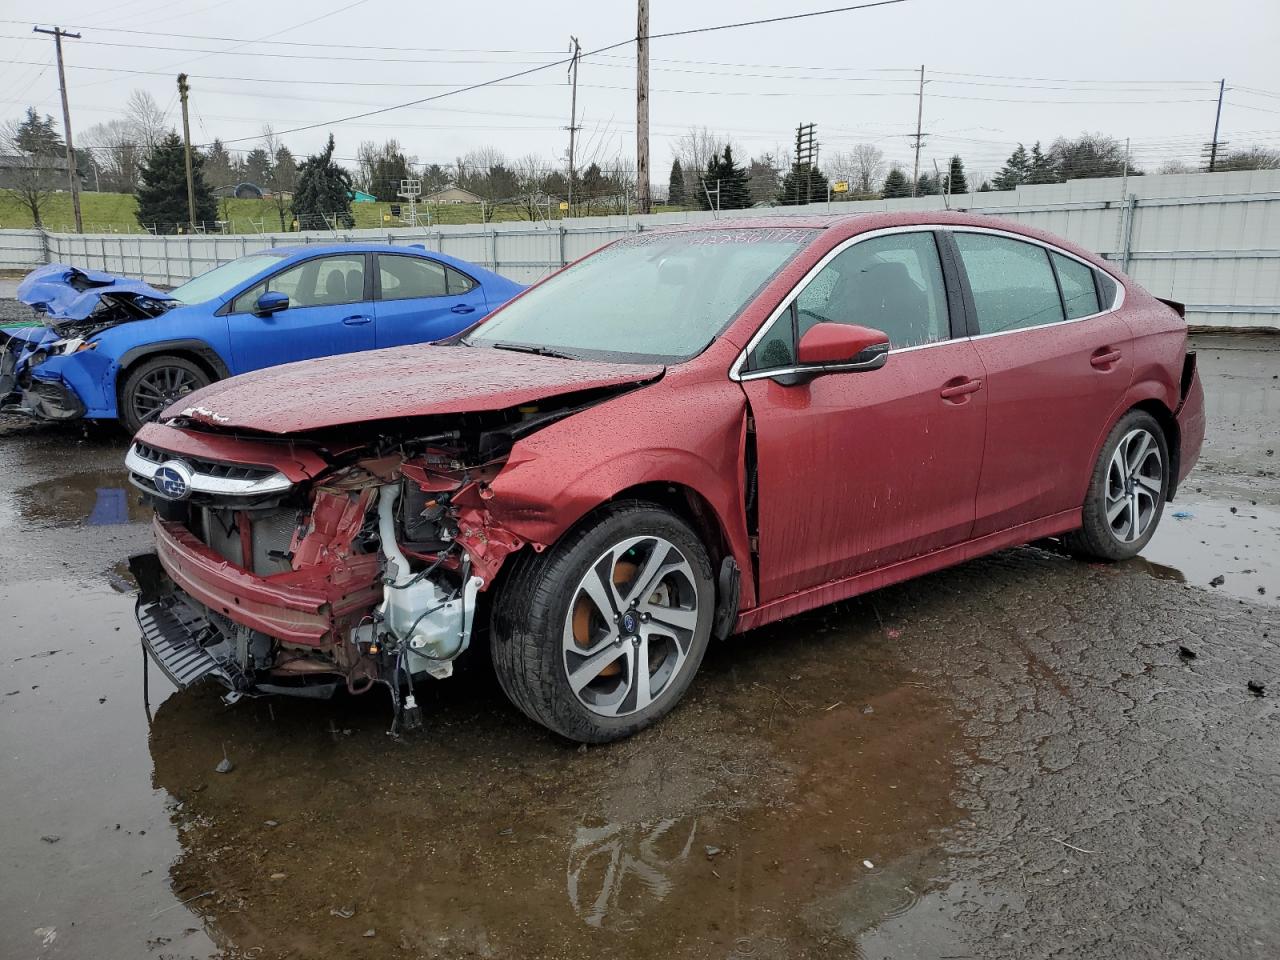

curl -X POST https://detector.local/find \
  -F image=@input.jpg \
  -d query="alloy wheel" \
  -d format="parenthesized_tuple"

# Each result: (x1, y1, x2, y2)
(1105, 428, 1164, 543)
(131, 366, 202, 425)
(562, 535, 701, 718)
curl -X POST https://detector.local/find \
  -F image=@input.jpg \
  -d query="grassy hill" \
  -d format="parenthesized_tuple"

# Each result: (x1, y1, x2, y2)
(0, 191, 667, 234)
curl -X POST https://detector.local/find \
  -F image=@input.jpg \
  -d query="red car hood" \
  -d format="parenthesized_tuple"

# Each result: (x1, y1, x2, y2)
(164, 344, 664, 434)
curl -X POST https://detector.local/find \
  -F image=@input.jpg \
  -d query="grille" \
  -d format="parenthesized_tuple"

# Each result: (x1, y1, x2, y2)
(133, 441, 279, 483)
(198, 506, 302, 576)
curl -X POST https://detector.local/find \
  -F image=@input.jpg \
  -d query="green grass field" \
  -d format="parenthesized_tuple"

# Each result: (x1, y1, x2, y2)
(0, 191, 682, 234)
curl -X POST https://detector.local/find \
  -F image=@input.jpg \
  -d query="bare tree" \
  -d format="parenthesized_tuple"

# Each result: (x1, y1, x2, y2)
(850, 143, 886, 194)
(0, 117, 60, 228)
(81, 118, 145, 192)
(513, 153, 550, 220)
(673, 126, 734, 200)
(125, 90, 167, 154)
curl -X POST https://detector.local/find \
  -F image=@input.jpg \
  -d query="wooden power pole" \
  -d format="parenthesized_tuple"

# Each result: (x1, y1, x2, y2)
(910, 64, 925, 197)
(34, 26, 83, 233)
(177, 73, 197, 230)
(635, 0, 651, 214)
(1208, 78, 1226, 172)
(566, 36, 581, 215)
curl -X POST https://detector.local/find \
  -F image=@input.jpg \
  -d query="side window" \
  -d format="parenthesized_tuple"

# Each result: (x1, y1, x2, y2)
(1051, 252, 1101, 319)
(1096, 270, 1119, 309)
(378, 255, 448, 300)
(446, 267, 476, 295)
(746, 231, 950, 369)
(953, 233, 1065, 334)
(231, 256, 364, 312)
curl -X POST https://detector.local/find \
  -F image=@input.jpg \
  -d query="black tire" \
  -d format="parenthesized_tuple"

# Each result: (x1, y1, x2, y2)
(1064, 409, 1170, 561)
(490, 501, 715, 743)
(120, 355, 211, 434)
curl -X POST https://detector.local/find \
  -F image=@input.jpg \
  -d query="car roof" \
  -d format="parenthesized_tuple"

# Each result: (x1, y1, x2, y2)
(263, 242, 492, 276)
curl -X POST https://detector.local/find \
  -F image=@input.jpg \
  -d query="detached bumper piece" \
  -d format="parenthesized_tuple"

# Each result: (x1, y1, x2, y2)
(137, 595, 235, 691)
(2, 376, 86, 421)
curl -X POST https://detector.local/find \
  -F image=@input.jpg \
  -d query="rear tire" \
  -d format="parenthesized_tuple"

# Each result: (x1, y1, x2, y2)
(1064, 409, 1169, 561)
(120, 355, 211, 434)
(490, 501, 715, 743)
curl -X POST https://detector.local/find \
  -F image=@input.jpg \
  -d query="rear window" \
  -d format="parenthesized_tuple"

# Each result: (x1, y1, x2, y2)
(953, 232, 1065, 334)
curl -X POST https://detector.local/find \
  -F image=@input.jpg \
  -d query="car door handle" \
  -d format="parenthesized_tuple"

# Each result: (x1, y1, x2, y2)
(1090, 348, 1122, 368)
(450, 304, 477, 314)
(342, 314, 373, 325)
(940, 378, 983, 400)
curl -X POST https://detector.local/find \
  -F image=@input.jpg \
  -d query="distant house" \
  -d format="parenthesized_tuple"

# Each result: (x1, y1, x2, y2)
(423, 186, 483, 204)
(0, 153, 82, 190)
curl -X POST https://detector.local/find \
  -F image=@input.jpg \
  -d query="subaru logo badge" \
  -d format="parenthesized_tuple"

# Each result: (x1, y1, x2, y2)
(154, 460, 193, 501)
(621, 611, 640, 635)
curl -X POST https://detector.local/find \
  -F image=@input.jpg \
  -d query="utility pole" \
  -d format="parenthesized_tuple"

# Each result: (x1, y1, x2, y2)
(1208, 78, 1226, 172)
(177, 74, 197, 230)
(34, 26, 83, 233)
(635, 0, 650, 214)
(565, 36, 581, 215)
(910, 64, 925, 197)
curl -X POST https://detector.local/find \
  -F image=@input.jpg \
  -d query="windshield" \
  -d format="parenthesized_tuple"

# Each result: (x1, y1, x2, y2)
(169, 253, 288, 305)
(466, 228, 816, 362)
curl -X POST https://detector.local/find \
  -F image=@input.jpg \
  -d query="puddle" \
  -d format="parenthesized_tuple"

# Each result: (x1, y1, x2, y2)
(13, 468, 147, 527)
(1130, 494, 1280, 605)
(134, 612, 966, 958)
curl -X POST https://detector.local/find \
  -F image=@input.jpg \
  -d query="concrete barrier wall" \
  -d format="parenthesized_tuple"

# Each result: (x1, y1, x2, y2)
(3, 169, 1278, 330)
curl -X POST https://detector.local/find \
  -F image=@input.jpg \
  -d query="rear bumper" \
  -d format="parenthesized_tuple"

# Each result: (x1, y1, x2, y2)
(151, 516, 381, 647)
(1173, 359, 1206, 493)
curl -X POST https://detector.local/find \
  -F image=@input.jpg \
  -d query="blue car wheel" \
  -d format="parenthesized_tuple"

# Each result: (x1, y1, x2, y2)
(120, 355, 211, 433)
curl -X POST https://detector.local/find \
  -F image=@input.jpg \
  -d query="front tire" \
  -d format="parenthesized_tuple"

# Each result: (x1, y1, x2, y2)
(120, 355, 211, 434)
(1064, 410, 1169, 561)
(491, 501, 715, 743)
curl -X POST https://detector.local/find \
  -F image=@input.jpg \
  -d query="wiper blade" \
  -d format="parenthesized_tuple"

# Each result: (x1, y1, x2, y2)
(489, 341, 579, 360)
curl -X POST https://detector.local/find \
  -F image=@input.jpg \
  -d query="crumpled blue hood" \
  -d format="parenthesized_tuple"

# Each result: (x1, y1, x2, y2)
(17, 263, 174, 321)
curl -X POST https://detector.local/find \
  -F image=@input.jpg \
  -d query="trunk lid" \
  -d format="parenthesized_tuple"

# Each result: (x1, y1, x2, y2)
(164, 343, 664, 434)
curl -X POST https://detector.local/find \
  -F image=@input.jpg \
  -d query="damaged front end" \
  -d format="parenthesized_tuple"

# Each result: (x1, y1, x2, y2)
(2, 263, 174, 419)
(124, 404, 581, 731)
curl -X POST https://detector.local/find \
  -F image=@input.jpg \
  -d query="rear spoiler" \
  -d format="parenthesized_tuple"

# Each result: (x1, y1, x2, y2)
(1157, 297, 1186, 319)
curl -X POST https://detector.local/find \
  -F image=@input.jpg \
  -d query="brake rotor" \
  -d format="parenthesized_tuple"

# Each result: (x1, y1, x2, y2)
(571, 560, 640, 677)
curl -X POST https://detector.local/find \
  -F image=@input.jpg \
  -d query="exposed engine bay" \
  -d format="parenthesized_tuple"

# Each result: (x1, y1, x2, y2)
(126, 392, 621, 733)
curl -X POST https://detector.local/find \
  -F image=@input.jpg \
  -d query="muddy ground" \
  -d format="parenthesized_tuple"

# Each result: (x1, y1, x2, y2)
(1, 333, 1277, 960)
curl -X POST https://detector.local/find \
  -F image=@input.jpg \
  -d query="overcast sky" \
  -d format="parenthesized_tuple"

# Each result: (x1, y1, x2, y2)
(3, 0, 1278, 184)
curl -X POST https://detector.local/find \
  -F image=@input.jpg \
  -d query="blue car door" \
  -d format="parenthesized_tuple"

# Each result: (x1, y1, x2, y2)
(372, 252, 488, 348)
(225, 253, 376, 373)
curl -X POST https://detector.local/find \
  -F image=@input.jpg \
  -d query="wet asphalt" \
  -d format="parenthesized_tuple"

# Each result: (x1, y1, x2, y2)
(1, 333, 1277, 960)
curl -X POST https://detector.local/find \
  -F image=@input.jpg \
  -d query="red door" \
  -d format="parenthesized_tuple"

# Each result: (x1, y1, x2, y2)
(737, 229, 987, 603)
(744, 342, 988, 601)
(948, 231, 1134, 536)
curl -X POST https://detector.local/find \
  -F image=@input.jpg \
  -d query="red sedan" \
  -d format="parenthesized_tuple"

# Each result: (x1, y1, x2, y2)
(126, 212, 1205, 742)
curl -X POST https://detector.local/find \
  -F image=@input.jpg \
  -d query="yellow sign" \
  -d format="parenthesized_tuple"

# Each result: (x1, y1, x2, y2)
(833, 181, 850, 193)
(382, 213, 392, 223)
(559, 201, 569, 211)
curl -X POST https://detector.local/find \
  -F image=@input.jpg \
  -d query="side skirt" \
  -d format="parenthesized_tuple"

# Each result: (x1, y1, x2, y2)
(733, 508, 1081, 633)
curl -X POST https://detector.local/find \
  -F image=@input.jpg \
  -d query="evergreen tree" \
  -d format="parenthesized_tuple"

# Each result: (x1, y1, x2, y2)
(1026, 141, 1058, 184)
(241, 147, 272, 185)
(203, 139, 236, 188)
(667, 158, 685, 206)
(14, 107, 63, 155)
(292, 134, 354, 229)
(698, 146, 751, 210)
(945, 154, 968, 194)
(915, 172, 940, 196)
(881, 167, 911, 198)
(978, 180, 993, 192)
(134, 132, 216, 233)
(778, 158, 829, 205)
(992, 143, 1030, 190)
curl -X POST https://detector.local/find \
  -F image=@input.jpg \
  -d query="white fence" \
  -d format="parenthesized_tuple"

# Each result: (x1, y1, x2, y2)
(2, 169, 1278, 330)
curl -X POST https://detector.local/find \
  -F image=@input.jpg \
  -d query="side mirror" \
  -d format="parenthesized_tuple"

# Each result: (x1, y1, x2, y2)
(793, 322, 890, 376)
(254, 291, 290, 316)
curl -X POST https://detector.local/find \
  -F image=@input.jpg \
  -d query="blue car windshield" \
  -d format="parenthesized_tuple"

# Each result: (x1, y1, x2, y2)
(465, 228, 817, 363)
(169, 253, 288, 305)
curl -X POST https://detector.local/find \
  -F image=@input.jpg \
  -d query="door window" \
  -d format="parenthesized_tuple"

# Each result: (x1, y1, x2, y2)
(446, 267, 476, 294)
(231, 255, 366, 312)
(747, 231, 950, 370)
(953, 233, 1065, 334)
(1051, 252, 1101, 319)
(378, 255, 448, 300)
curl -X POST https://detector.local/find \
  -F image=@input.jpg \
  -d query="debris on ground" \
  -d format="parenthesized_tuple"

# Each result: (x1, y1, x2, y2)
(1178, 646, 1197, 660)
(214, 757, 234, 774)
(362, 929, 376, 938)
(269, 873, 287, 881)
(863, 859, 875, 869)
(1210, 575, 1226, 587)
(704, 845, 722, 860)
(40, 835, 60, 844)
(1248, 680, 1266, 697)
(1172, 510, 1194, 519)
(330, 905, 356, 919)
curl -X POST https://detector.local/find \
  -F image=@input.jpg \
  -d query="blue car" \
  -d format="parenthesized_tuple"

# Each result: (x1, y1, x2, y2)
(0, 243, 524, 432)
